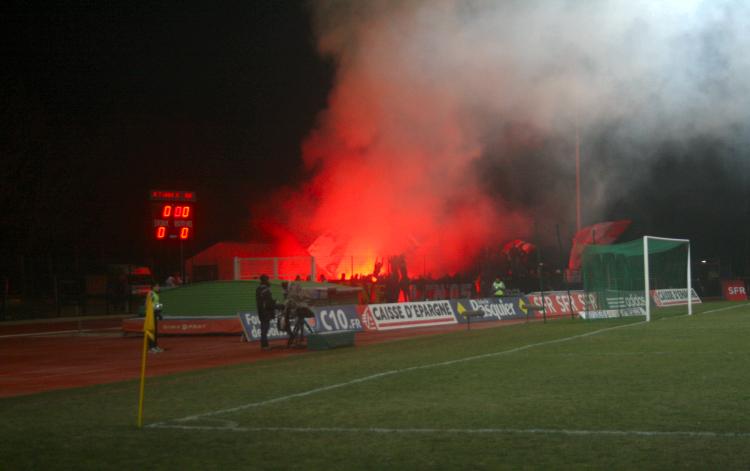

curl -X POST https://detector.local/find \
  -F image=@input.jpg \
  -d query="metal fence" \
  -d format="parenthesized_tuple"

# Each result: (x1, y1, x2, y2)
(233, 256, 317, 281)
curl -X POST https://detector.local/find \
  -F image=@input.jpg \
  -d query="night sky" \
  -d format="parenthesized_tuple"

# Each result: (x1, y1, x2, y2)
(3, 1, 750, 279)
(3, 1, 332, 269)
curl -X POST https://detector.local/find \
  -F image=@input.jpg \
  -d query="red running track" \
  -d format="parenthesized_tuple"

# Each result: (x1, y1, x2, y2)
(0, 317, 523, 398)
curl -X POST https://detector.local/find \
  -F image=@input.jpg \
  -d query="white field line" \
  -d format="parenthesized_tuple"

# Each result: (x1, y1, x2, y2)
(147, 423, 750, 439)
(0, 327, 121, 339)
(151, 320, 646, 428)
(534, 351, 747, 357)
(699, 303, 750, 315)
(656, 302, 749, 322)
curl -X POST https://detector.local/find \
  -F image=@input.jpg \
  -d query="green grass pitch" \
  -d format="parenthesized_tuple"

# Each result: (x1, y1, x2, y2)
(2, 301, 749, 470)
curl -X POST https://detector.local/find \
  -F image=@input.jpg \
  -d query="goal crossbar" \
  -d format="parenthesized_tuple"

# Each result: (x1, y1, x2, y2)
(643, 236, 692, 321)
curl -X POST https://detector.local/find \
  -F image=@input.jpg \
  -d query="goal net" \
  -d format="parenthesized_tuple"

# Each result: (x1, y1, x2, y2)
(582, 236, 692, 321)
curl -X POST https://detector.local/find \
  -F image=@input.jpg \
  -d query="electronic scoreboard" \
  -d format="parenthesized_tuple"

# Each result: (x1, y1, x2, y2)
(150, 190, 196, 240)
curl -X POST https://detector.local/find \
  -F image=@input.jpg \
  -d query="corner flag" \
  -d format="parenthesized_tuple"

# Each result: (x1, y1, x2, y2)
(137, 290, 155, 427)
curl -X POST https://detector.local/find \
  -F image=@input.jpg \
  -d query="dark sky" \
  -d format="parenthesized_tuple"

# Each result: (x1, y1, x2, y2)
(2, 1, 749, 278)
(2, 1, 332, 267)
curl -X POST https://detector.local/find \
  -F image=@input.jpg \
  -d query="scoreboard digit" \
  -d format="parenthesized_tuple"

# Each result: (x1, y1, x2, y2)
(150, 190, 196, 240)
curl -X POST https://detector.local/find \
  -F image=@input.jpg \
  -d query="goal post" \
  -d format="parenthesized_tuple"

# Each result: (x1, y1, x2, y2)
(233, 256, 317, 281)
(582, 236, 692, 322)
(643, 236, 692, 321)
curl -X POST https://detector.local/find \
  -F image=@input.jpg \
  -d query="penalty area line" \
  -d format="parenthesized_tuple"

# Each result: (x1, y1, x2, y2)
(149, 320, 645, 428)
(146, 424, 750, 439)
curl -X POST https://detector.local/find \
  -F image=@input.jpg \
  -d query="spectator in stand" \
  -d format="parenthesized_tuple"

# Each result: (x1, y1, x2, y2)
(493, 277, 506, 298)
(385, 272, 399, 303)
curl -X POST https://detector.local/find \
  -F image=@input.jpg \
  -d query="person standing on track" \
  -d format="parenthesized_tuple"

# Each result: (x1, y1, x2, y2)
(147, 283, 164, 353)
(255, 274, 278, 351)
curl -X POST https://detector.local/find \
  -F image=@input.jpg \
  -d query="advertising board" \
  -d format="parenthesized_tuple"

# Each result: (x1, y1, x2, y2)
(651, 288, 702, 307)
(359, 300, 456, 331)
(526, 291, 597, 318)
(239, 304, 362, 341)
(577, 307, 645, 319)
(450, 297, 528, 323)
(722, 280, 747, 301)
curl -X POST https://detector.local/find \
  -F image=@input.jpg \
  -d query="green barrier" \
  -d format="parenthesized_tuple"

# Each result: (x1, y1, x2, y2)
(307, 331, 356, 350)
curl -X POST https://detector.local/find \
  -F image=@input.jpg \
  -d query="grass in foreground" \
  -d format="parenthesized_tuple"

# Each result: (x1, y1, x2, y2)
(1, 301, 749, 470)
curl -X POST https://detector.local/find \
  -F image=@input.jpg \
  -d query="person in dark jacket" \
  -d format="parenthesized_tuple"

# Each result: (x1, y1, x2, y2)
(255, 274, 278, 350)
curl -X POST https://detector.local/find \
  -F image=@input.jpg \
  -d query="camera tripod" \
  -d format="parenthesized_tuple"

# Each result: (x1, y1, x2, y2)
(284, 307, 315, 348)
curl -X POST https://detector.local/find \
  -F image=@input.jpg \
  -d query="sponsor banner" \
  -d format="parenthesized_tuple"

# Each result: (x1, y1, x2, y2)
(527, 290, 647, 319)
(239, 304, 362, 341)
(605, 290, 647, 310)
(122, 317, 243, 335)
(526, 291, 599, 318)
(309, 305, 364, 333)
(722, 280, 748, 301)
(651, 288, 702, 307)
(159, 318, 242, 334)
(451, 297, 528, 323)
(238, 312, 290, 342)
(360, 300, 457, 331)
(578, 307, 645, 320)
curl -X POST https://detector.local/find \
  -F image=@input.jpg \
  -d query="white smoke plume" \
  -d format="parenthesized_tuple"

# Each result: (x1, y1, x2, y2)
(291, 0, 750, 271)
(313, 0, 750, 134)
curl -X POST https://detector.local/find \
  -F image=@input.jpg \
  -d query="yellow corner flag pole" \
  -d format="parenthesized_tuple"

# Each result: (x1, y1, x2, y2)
(137, 290, 156, 428)
(137, 331, 149, 427)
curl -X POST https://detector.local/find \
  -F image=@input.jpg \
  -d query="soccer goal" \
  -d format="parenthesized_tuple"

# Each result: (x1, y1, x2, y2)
(582, 236, 692, 321)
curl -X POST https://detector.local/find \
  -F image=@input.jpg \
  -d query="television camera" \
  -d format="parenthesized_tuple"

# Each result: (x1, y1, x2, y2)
(277, 282, 316, 348)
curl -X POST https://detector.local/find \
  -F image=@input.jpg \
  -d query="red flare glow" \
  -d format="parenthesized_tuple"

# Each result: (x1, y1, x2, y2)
(258, 8, 534, 277)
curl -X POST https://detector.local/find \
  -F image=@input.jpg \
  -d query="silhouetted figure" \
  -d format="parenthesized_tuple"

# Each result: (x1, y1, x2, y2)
(255, 274, 277, 350)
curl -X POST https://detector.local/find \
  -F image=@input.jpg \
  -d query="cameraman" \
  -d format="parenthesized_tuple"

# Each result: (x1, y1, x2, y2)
(255, 274, 278, 351)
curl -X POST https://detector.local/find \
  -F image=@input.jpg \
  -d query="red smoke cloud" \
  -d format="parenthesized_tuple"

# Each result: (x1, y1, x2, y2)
(253, 0, 750, 279)
(263, 98, 529, 277)
(261, 3, 532, 278)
